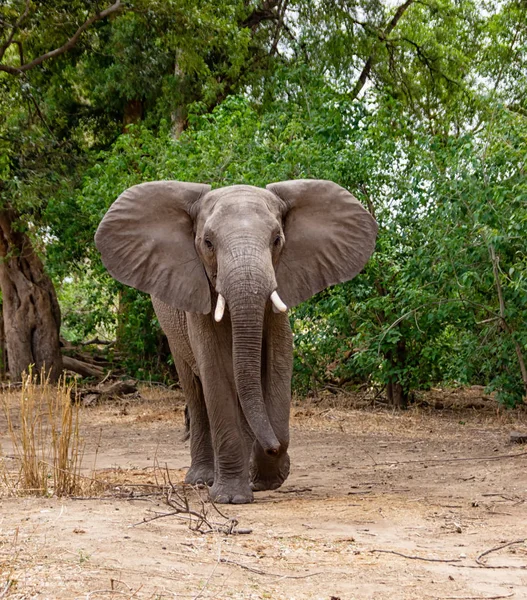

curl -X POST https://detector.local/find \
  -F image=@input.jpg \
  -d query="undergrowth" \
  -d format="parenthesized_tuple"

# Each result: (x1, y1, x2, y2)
(0, 371, 99, 497)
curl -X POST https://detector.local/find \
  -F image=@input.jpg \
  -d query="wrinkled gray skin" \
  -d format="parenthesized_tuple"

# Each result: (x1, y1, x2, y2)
(95, 179, 378, 503)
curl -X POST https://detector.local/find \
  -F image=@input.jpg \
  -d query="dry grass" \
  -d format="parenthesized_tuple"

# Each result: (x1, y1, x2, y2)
(291, 386, 527, 434)
(0, 371, 100, 497)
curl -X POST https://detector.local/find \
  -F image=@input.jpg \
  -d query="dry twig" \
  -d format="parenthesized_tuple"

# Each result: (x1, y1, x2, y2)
(371, 549, 461, 563)
(86, 585, 143, 599)
(0, 581, 12, 600)
(131, 467, 252, 535)
(476, 539, 526, 567)
(432, 594, 514, 600)
(219, 558, 322, 579)
(378, 451, 527, 467)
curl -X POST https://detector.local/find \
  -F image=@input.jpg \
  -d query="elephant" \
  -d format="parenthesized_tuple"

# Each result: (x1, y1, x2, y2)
(95, 179, 378, 503)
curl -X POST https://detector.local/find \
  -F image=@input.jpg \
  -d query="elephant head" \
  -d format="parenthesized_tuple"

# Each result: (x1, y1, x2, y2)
(95, 179, 378, 456)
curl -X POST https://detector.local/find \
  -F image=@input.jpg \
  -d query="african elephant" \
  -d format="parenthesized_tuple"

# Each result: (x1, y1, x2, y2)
(95, 179, 377, 503)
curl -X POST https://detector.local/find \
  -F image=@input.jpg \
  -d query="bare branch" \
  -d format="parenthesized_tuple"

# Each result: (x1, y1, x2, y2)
(383, 0, 415, 38)
(269, 0, 290, 57)
(395, 36, 463, 88)
(350, 56, 374, 101)
(241, 0, 280, 30)
(0, 0, 122, 75)
(476, 539, 526, 567)
(371, 549, 461, 563)
(0, 0, 30, 63)
(12, 40, 23, 66)
(350, 0, 415, 100)
(21, 77, 56, 139)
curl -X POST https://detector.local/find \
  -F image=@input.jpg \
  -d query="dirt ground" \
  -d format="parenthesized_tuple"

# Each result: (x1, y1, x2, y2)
(1, 386, 527, 600)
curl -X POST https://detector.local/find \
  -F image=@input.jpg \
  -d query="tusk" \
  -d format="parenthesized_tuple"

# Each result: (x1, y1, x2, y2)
(270, 290, 287, 313)
(214, 294, 226, 322)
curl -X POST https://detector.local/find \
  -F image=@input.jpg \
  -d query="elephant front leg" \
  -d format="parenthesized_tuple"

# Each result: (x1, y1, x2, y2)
(250, 312, 292, 492)
(204, 385, 254, 504)
(188, 314, 254, 504)
(194, 354, 253, 503)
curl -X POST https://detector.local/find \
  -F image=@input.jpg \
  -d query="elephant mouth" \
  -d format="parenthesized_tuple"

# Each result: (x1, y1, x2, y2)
(213, 290, 287, 322)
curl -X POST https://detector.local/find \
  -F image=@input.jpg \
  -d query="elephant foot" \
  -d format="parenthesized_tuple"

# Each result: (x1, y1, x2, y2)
(209, 479, 254, 504)
(250, 451, 290, 492)
(185, 465, 214, 487)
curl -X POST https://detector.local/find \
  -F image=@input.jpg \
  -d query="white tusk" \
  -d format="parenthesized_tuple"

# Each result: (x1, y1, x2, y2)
(270, 290, 287, 313)
(214, 294, 226, 322)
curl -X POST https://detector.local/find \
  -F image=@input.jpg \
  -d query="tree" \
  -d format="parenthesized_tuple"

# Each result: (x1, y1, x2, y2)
(0, 0, 286, 380)
(0, 0, 123, 380)
(2, 0, 524, 406)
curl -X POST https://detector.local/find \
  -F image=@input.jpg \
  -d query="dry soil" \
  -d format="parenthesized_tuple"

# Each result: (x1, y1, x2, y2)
(1, 387, 527, 600)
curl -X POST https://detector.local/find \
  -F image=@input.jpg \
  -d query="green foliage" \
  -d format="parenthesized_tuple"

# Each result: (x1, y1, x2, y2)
(57, 60, 527, 403)
(58, 270, 116, 343)
(2, 0, 526, 403)
(114, 287, 172, 381)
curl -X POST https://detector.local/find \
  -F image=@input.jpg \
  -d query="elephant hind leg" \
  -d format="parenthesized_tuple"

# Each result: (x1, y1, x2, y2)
(174, 357, 215, 486)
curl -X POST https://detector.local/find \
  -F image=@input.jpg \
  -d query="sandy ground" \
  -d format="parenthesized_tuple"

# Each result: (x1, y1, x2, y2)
(1, 386, 527, 600)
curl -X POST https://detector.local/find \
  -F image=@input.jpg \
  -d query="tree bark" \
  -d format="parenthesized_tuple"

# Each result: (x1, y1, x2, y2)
(386, 339, 408, 408)
(123, 99, 143, 130)
(349, 0, 415, 100)
(0, 0, 123, 74)
(0, 207, 62, 381)
(0, 302, 6, 378)
(62, 356, 104, 379)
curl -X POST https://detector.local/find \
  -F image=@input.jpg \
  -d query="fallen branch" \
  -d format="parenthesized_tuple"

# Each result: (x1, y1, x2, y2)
(433, 594, 514, 600)
(131, 472, 251, 536)
(62, 355, 104, 378)
(276, 487, 312, 494)
(219, 558, 322, 579)
(377, 451, 527, 467)
(510, 432, 527, 444)
(453, 564, 525, 570)
(476, 539, 526, 567)
(72, 378, 139, 406)
(80, 338, 115, 346)
(371, 549, 461, 563)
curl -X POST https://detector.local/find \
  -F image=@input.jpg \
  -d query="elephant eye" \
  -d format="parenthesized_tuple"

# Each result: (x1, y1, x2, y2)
(273, 235, 282, 247)
(204, 238, 214, 251)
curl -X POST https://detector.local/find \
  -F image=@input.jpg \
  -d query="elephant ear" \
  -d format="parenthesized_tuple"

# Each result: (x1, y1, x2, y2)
(266, 179, 378, 308)
(95, 181, 212, 313)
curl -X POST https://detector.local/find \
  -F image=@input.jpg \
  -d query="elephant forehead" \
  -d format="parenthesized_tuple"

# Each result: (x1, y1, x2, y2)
(201, 186, 282, 221)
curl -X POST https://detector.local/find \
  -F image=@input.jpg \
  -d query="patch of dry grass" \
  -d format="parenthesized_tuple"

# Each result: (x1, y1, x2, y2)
(290, 388, 527, 438)
(0, 372, 101, 497)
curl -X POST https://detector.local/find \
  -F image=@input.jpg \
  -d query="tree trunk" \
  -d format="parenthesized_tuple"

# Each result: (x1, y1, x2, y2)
(0, 207, 62, 381)
(0, 302, 6, 378)
(122, 99, 143, 130)
(387, 380, 408, 408)
(386, 339, 408, 408)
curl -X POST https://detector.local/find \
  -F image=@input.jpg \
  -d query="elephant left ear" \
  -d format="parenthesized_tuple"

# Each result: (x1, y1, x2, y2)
(266, 179, 378, 308)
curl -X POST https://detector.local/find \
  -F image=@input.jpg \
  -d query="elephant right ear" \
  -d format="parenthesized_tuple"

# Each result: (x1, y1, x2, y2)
(95, 181, 212, 314)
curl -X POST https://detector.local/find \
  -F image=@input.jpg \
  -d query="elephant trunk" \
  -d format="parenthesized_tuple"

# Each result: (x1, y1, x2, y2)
(222, 262, 281, 457)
